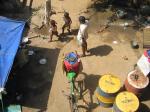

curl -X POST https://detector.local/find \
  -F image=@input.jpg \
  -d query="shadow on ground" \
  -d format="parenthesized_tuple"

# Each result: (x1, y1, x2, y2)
(140, 84, 150, 102)
(76, 73, 100, 112)
(4, 46, 60, 111)
(139, 103, 150, 112)
(84, 74, 100, 94)
(89, 45, 113, 56)
(88, 0, 130, 12)
(33, 27, 76, 43)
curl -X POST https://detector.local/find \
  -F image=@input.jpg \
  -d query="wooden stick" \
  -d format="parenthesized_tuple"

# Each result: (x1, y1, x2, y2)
(28, 35, 39, 39)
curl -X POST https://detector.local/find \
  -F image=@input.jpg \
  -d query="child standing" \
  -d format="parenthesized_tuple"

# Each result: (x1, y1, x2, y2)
(77, 16, 89, 57)
(62, 12, 72, 34)
(49, 20, 60, 42)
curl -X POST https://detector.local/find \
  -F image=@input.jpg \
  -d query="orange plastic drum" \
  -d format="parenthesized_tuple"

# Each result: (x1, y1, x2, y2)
(125, 70, 149, 97)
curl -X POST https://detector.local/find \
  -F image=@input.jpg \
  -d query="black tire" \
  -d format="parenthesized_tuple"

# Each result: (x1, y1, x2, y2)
(78, 85, 82, 99)
(73, 102, 79, 112)
(69, 95, 79, 112)
(69, 96, 74, 112)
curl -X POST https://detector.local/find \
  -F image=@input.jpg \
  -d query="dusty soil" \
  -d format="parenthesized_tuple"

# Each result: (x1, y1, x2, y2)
(2, 0, 150, 112)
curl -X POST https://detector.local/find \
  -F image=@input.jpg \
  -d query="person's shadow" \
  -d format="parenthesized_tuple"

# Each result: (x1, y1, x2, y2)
(89, 45, 113, 56)
(138, 103, 150, 112)
(140, 83, 150, 101)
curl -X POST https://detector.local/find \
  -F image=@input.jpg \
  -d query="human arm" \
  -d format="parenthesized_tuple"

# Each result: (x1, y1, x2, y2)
(62, 59, 65, 75)
(79, 60, 83, 72)
(69, 17, 72, 24)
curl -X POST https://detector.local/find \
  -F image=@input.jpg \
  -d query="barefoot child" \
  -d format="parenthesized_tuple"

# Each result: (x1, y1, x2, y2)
(62, 12, 72, 34)
(49, 20, 60, 42)
(77, 16, 89, 57)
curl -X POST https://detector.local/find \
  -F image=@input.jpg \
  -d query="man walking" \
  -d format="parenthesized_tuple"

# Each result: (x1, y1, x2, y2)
(77, 16, 89, 57)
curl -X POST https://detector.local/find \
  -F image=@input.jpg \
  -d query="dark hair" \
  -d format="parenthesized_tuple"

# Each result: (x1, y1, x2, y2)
(79, 16, 85, 24)
(50, 20, 56, 25)
(64, 12, 69, 17)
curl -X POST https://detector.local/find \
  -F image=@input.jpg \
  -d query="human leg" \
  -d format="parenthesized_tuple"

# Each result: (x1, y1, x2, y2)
(81, 45, 86, 57)
(67, 25, 71, 34)
(49, 31, 53, 42)
(84, 40, 88, 52)
(54, 31, 62, 40)
(62, 24, 66, 34)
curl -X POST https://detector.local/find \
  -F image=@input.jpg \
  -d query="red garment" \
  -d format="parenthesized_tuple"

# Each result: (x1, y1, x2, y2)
(63, 53, 80, 73)
(144, 50, 150, 63)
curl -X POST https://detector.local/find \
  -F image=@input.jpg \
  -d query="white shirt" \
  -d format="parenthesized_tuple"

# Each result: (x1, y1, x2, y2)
(77, 20, 89, 42)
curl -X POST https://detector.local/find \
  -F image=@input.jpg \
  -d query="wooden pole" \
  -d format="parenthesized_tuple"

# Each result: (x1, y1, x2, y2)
(44, 0, 51, 26)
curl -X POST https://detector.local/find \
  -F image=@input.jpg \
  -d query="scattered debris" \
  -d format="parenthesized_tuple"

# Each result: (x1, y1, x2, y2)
(96, 12, 118, 34)
(28, 50, 34, 56)
(38, 22, 45, 29)
(39, 58, 47, 65)
(96, 25, 109, 33)
(116, 9, 127, 19)
(22, 37, 29, 43)
(120, 22, 130, 29)
(124, 22, 129, 27)
(57, 11, 65, 14)
(50, 10, 56, 16)
(140, 5, 150, 16)
(16, 94, 23, 101)
(123, 56, 128, 60)
(28, 35, 40, 39)
(134, 15, 150, 28)
(4, 104, 22, 112)
(78, 9, 90, 15)
(113, 41, 118, 44)
(131, 41, 139, 49)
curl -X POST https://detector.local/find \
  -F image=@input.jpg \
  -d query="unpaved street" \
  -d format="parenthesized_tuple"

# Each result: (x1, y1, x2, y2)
(16, 0, 150, 112)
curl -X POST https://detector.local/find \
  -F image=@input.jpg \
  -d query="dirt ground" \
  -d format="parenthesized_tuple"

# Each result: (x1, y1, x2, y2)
(4, 0, 150, 112)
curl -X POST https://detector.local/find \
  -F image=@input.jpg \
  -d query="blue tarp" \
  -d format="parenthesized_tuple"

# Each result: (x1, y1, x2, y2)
(0, 17, 25, 89)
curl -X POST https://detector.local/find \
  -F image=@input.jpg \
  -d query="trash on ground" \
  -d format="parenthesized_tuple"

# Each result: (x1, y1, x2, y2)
(113, 41, 118, 44)
(39, 58, 47, 65)
(4, 104, 22, 112)
(124, 22, 129, 27)
(140, 5, 150, 16)
(16, 94, 23, 101)
(22, 37, 29, 43)
(78, 9, 90, 15)
(28, 50, 34, 56)
(96, 25, 109, 33)
(28, 35, 40, 39)
(123, 56, 128, 60)
(116, 9, 127, 19)
(131, 41, 139, 49)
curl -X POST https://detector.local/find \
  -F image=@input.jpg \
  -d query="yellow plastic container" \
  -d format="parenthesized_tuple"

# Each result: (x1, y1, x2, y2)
(114, 91, 139, 112)
(95, 92, 115, 103)
(96, 74, 121, 108)
(99, 74, 121, 94)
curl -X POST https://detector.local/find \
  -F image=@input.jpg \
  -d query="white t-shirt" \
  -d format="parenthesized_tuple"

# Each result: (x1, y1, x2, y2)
(77, 20, 89, 43)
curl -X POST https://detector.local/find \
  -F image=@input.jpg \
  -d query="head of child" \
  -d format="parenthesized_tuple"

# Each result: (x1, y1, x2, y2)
(50, 20, 56, 26)
(79, 16, 86, 24)
(64, 12, 69, 18)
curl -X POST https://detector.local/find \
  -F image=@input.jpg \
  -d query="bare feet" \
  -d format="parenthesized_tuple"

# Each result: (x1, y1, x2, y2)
(86, 50, 90, 53)
(48, 40, 52, 42)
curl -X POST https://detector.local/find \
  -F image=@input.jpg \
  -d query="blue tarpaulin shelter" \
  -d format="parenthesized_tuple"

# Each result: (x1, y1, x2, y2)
(0, 17, 25, 90)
